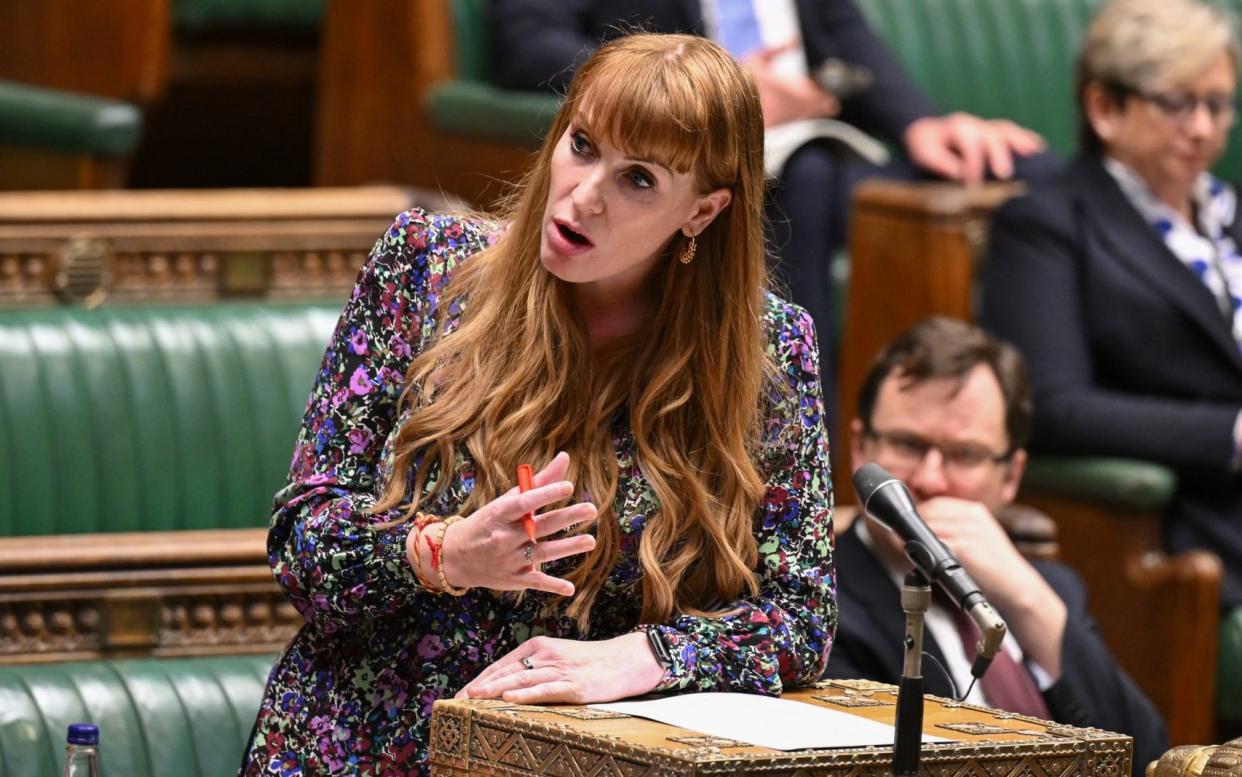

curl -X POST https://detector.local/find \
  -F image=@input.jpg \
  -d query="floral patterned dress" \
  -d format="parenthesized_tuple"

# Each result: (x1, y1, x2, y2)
(238, 210, 836, 776)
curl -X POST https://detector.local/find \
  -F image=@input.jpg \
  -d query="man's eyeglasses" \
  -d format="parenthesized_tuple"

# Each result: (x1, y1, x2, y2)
(864, 428, 1012, 475)
(1133, 89, 1237, 125)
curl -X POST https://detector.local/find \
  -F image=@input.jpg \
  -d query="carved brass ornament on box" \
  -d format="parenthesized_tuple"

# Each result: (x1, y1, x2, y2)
(429, 681, 1133, 777)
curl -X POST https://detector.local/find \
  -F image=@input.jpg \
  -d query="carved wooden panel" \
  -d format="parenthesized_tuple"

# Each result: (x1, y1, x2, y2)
(0, 186, 464, 307)
(0, 529, 302, 662)
(0, 580, 302, 662)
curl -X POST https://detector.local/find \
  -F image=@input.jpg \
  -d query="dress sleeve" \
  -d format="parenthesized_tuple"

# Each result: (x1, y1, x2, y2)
(644, 301, 837, 695)
(267, 209, 490, 637)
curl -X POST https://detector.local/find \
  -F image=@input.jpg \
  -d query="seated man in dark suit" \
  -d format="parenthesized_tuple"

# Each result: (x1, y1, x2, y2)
(824, 317, 1165, 775)
(486, 0, 1054, 433)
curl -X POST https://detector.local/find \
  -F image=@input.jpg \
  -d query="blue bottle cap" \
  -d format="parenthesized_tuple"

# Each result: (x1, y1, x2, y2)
(67, 723, 98, 746)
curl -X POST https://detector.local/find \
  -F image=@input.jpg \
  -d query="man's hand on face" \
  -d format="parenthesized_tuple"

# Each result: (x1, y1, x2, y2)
(917, 496, 1039, 613)
(918, 496, 1067, 679)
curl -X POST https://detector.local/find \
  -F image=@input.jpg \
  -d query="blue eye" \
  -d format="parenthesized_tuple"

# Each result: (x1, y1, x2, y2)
(627, 169, 655, 190)
(570, 131, 592, 156)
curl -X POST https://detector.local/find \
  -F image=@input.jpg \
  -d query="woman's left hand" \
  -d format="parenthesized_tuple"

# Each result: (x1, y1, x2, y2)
(455, 632, 666, 704)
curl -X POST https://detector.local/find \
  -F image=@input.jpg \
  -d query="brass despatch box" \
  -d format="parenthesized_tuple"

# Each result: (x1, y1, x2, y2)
(430, 680, 1131, 777)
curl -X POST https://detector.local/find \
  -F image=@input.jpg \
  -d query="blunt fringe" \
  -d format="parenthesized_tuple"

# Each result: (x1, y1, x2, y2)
(372, 34, 774, 629)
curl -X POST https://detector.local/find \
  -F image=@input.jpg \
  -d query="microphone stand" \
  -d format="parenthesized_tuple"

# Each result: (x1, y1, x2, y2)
(892, 569, 932, 777)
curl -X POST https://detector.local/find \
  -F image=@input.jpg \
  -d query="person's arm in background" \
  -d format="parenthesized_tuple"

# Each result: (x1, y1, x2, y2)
(487, 0, 599, 92)
(981, 193, 1240, 471)
(802, 0, 1044, 182)
(799, 0, 937, 143)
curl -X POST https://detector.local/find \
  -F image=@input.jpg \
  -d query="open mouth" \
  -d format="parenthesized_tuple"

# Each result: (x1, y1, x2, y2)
(556, 221, 593, 247)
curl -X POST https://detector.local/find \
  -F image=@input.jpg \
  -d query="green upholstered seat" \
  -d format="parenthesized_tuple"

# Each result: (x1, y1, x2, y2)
(855, 0, 1097, 157)
(1021, 457, 1179, 513)
(172, 0, 325, 32)
(1220, 607, 1242, 720)
(0, 80, 142, 158)
(439, 0, 1242, 179)
(0, 654, 275, 777)
(0, 302, 339, 536)
(427, 80, 560, 145)
(854, 0, 1242, 178)
(425, 0, 560, 145)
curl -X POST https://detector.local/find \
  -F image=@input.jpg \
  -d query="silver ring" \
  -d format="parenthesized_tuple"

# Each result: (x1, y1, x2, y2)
(523, 542, 535, 563)
(521, 657, 535, 671)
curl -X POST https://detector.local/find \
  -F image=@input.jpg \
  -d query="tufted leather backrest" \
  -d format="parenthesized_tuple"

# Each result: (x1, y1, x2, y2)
(0, 654, 275, 777)
(856, 0, 1242, 175)
(173, 0, 324, 32)
(452, 0, 490, 81)
(857, 0, 1097, 155)
(445, 0, 1242, 178)
(0, 303, 340, 536)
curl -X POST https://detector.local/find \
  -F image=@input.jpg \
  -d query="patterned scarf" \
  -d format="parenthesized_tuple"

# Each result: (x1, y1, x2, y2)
(1104, 157, 1242, 349)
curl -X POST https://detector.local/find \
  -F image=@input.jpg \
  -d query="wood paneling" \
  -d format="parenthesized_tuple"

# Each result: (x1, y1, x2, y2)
(313, 0, 538, 207)
(0, 145, 129, 192)
(0, 529, 303, 663)
(0, 0, 170, 103)
(838, 179, 1022, 502)
(0, 185, 433, 306)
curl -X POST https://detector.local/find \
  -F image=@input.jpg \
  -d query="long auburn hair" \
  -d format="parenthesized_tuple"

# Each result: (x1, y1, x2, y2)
(373, 33, 774, 628)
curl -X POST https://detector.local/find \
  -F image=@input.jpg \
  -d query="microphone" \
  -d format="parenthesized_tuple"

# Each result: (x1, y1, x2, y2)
(811, 58, 873, 99)
(853, 463, 1007, 679)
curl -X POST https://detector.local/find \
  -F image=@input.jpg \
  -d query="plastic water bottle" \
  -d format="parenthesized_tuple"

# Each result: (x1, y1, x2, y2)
(62, 723, 99, 777)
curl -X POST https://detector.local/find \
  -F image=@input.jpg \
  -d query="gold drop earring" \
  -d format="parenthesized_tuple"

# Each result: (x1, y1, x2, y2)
(678, 233, 697, 264)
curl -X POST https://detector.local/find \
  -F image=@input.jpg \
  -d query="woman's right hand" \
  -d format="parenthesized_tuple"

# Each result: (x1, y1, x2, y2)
(428, 452, 598, 595)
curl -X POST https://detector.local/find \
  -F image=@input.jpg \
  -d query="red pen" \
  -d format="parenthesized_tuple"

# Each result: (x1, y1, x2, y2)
(517, 464, 537, 543)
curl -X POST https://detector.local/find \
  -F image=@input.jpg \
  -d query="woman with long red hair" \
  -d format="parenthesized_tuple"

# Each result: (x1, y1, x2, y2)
(240, 32, 835, 776)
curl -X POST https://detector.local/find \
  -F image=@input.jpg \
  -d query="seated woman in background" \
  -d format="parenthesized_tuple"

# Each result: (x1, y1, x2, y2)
(981, 0, 1242, 605)
(238, 33, 835, 776)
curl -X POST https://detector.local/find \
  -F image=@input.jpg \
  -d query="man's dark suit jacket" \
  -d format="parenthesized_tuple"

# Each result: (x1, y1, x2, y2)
(486, 0, 937, 144)
(824, 522, 1167, 776)
(980, 154, 1242, 605)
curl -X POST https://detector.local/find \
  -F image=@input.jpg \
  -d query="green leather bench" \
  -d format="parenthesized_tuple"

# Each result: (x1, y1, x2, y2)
(0, 653, 274, 777)
(0, 80, 143, 189)
(0, 301, 341, 662)
(173, 0, 325, 32)
(427, 0, 559, 146)
(430, 0, 1242, 176)
(0, 302, 339, 536)
(1222, 611, 1242, 724)
(0, 303, 331, 771)
(0, 81, 141, 159)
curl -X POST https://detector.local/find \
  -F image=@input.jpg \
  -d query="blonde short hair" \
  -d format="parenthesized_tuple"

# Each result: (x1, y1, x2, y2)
(1077, 0, 1239, 147)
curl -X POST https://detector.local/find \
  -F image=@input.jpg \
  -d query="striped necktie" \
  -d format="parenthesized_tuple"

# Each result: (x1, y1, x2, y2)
(951, 604, 1051, 719)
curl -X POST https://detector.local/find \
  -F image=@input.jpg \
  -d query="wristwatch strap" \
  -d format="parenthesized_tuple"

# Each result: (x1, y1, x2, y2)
(646, 627, 674, 669)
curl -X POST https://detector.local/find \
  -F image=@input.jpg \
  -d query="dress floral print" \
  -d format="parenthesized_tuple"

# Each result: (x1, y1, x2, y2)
(238, 209, 836, 776)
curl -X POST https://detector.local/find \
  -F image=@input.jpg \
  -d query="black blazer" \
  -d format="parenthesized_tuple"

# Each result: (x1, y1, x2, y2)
(980, 154, 1242, 604)
(824, 522, 1167, 776)
(485, 0, 937, 142)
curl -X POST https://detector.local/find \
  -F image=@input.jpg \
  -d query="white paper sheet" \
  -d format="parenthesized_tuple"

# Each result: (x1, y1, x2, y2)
(590, 693, 957, 751)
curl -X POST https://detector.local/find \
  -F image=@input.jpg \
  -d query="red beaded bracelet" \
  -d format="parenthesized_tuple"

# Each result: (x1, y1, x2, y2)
(410, 512, 468, 595)
(427, 515, 468, 596)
